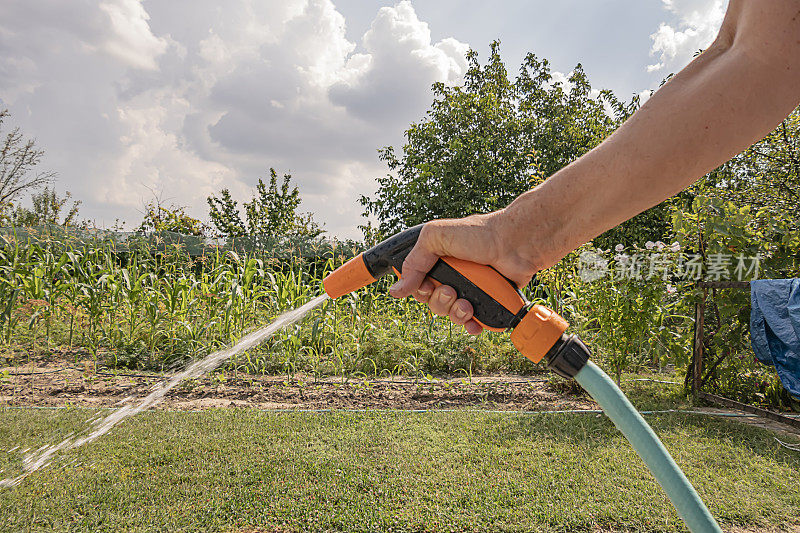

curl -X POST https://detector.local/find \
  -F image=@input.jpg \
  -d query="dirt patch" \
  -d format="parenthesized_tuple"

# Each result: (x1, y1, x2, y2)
(3, 352, 799, 444)
(0, 353, 595, 412)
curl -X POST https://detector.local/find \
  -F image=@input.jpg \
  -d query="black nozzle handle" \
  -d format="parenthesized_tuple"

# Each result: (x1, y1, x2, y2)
(363, 224, 423, 278)
(361, 224, 526, 330)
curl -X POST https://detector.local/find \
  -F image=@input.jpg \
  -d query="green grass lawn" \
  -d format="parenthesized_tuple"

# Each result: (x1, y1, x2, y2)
(1, 404, 798, 532)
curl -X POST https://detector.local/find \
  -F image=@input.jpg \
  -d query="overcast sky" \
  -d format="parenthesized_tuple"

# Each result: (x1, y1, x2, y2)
(0, 0, 727, 238)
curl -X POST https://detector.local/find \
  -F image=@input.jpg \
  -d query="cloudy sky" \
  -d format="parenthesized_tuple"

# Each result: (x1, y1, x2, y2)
(0, 0, 727, 238)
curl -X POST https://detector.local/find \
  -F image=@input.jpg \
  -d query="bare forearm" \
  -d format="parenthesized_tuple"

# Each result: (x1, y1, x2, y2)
(392, 0, 800, 334)
(500, 6, 800, 270)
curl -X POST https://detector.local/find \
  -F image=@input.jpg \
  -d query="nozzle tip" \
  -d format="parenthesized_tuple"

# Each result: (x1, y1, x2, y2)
(323, 253, 377, 298)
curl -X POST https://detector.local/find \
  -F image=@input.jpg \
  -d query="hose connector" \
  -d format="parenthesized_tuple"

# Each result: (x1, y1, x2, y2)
(544, 334, 591, 378)
(510, 304, 569, 363)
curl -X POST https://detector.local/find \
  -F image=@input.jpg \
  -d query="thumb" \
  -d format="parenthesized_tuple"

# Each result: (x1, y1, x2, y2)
(389, 227, 441, 298)
(388, 244, 438, 298)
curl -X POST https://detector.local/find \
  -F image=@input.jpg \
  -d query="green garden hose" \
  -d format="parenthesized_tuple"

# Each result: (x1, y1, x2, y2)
(575, 360, 722, 533)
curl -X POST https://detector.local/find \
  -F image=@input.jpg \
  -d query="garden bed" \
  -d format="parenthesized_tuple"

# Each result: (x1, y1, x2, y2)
(0, 349, 595, 412)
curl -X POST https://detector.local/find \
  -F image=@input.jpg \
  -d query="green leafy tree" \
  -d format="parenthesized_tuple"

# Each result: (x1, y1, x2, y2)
(361, 41, 655, 240)
(207, 168, 323, 245)
(10, 187, 81, 227)
(245, 169, 301, 236)
(137, 200, 205, 236)
(207, 188, 246, 239)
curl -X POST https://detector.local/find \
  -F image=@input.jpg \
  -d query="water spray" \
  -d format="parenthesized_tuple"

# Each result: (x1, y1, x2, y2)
(323, 224, 722, 533)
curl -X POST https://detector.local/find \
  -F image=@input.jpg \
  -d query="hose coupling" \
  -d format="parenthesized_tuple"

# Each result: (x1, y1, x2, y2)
(544, 334, 591, 378)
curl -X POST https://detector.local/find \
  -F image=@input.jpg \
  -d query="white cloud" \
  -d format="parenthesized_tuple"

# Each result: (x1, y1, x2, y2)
(329, 0, 469, 123)
(647, 0, 727, 73)
(0, 0, 470, 237)
(547, 70, 572, 90)
(97, 0, 167, 70)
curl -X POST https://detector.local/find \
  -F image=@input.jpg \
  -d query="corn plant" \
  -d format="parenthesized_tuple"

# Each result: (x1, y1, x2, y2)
(0, 230, 533, 378)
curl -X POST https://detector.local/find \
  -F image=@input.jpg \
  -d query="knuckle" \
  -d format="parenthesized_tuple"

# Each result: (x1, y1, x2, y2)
(418, 222, 434, 242)
(400, 257, 418, 277)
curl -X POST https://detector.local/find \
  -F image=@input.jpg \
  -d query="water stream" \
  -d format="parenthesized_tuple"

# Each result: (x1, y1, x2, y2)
(0, 293, 330, 488)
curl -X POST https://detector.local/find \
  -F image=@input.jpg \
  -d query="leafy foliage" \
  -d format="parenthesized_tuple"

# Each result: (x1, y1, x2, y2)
(8, 187, 81, 227)
(206, 189, 245, 239)
(208, 168, 323, 247)
(0, 234, 522, 377)
(137, 201, 205, 236)
(541, 246, 689, 385)
(361, 42, 663, 242)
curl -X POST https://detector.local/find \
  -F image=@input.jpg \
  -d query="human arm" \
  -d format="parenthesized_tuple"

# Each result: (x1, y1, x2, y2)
(389, 0, 800, 335)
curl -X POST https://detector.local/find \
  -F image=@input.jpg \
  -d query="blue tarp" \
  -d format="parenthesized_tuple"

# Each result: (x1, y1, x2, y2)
(750, 279, 800, 398)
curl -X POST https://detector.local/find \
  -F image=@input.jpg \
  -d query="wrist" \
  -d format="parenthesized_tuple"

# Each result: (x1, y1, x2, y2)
(493, 185, 570, 273)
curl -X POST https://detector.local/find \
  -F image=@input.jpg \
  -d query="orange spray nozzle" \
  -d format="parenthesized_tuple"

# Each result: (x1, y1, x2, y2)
(323, 253, 377, 299)
(322, 224, 574, 366)
(323, 225, 424, 299)
(510, 305, 569, 363)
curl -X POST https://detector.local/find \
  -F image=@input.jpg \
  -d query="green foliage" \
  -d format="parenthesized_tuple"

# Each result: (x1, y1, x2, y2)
(673, 192, 800, 279)
(0, 236, 527, 378)
(137, 201, 205, 237)
(361, 42, 629, 234)
(245, 169, 299, 236)
(207, 168, 323, 245)
(206, 188, 245, 239)
(9, 187, 81, 227)
(593, 203, 677, 250)
(542, 246, 690, 385)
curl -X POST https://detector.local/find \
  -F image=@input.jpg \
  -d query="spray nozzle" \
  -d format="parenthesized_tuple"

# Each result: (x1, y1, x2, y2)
(322, 224, 569, 363)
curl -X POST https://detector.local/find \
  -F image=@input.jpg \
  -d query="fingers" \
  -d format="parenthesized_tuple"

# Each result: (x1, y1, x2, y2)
(411, 278, 435, 303)
(387, 221, 489, 335)
(464, 319, 483, 336)
(427, 284, 457, 316)
(388, 242, 438, 298)
(410, 280, 483, 335)
(427, 285, 480, 331)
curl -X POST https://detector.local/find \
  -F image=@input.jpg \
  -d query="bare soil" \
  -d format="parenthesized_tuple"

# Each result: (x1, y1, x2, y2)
(3, 350, 798, 443)
(0, 350, 596, 412)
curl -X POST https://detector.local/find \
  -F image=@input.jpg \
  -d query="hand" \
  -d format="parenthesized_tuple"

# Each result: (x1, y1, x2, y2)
(388, 211, 539, 335)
